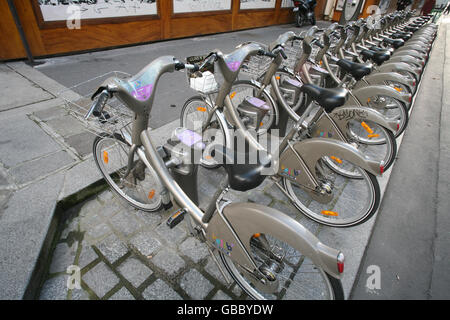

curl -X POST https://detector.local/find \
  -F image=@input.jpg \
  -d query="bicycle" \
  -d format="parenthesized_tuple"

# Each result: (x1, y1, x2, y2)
(65, 55, 346, 300)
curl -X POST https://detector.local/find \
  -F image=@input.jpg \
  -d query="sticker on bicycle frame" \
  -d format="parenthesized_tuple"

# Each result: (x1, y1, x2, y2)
(321, 210, 339, 217)
(319, 131, 333, 138)
(103, 151, 109, 164)
(212, 234, 235, 256)
(280, 165, 301, 179)
(132, 83, 153, 101)
(226, 61, 241, 72)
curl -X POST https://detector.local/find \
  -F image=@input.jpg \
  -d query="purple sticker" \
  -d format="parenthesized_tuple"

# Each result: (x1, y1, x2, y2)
(177, 129, 203, 147)
(286, 79, 302, 87)
(311, 63, 328, 74)
(132, 83, 153, 101)
(226, 61, 241, 72)
(246, 97, 271, 111)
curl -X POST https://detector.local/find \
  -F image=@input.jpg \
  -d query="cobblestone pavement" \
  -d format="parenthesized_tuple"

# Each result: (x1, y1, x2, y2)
(39, 163, 326, 300)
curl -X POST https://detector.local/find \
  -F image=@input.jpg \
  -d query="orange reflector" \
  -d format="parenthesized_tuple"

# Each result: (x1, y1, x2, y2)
(321, 210, 339, 217)
(197, 106, 207, 112)
(205, 155, 212, 160)
(276, 76, 281, 80)
(253, 233, 261, 238)
(361, 121, 374, 134)
(394, 87, 403, 92)
(230, 92, 236, 99)
(260, 122, 264, 127)
(367, 98, 371, 103)
(368, 134, 380, 138)
(330, 156, 343, 164)
(148, 189, 155, 199)
(103, 151, 109, 164)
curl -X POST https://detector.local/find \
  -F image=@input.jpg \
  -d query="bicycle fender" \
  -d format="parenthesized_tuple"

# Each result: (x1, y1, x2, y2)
(206, 202, 343, 279)
(392, 48, 427, 59)
(287, 138, 381, 176)
(387, 55, 424, 68)
(348, 84, 411, 106)
(363, 72, 415, 90)
(330, 105, 399, 133)
(377, 62, 421, 80)
(397, 44, 428, 55)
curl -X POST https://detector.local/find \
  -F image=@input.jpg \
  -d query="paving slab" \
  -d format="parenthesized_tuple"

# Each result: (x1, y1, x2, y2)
(0, 65, 53, 112)
(0, 173, 64, 300)
(9, 150, 76, 185)
(82, 262, 120, 299)
(117, 256, 153, 288)
(0, 115, 62, 168)
(142, 279, 182, 300)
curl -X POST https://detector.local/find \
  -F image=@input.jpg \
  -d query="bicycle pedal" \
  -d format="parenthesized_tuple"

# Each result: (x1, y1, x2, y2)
(166, 209, 186, 229)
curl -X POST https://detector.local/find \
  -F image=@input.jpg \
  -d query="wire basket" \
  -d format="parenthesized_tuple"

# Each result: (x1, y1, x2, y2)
(282, 39, 303, 70)
(59, 71, 134, 137)
(241, 54, 272, 79)
(186, 55, 219, 94)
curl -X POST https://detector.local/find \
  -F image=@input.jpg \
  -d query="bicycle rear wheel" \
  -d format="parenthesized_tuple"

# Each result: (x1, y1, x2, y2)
(283, 158, 380, 227)
(366, 94, 409, 138)
(220, 233, 344, 300)
(93, 133, 163, 212)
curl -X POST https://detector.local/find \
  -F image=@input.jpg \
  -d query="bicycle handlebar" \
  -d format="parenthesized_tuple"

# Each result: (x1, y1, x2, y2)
(258, 49, 277, 59)
(175, 61, 200, 72)
(92, 90, 110, 117)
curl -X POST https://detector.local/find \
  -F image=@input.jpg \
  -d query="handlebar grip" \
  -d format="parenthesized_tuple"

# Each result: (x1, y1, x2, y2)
(280, 49, 288, 59)
(258, 49, 277, 58)
(92, 91, 109, 117)
(175, 62, 186, 71)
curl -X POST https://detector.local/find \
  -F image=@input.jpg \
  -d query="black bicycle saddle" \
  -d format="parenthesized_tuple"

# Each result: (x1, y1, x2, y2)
(336, 59, 372, 80)
(210, 145, 271, 192)
(360, 49, 390, 65)
(300, 84, 348, 113)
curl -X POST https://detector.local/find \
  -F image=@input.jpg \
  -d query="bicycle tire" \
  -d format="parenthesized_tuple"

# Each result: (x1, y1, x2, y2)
(220, 234, 344, 300)
(93, 132, 163, 212)
(283, 163, 381, 228)
(180, 96, 229, 169)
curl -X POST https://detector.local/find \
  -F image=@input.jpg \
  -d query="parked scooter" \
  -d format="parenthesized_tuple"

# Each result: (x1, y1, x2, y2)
(294, 0, 317, 27)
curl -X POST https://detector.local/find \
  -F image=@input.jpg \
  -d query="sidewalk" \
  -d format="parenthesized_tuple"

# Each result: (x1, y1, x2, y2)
(351, 16, 450, 299)
(0, 21, 444, 300)
(0, 56, 189, 299)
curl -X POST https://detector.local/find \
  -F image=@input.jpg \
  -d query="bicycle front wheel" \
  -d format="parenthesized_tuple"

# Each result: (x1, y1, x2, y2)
(229, 80, 278, 135)
(180, 96, 229, 169)
(93, 133, 164, 212)
(220, 233, 344, 300)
